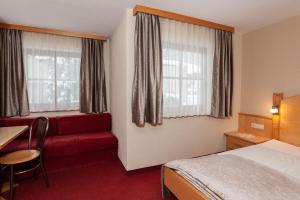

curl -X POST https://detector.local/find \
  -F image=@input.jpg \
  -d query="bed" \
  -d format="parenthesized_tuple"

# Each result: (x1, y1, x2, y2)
(162, 94, 300, 200)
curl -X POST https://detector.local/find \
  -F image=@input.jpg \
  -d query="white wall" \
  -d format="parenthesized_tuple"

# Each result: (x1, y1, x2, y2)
(104, 41, 110, 112)
(110, 9, 243, 170)
(241, 15, 300, 117)
(109, 12, 129, 166)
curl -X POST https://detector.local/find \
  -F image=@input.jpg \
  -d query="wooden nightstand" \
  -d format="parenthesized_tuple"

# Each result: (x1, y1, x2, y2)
(225, 132, 271, 150)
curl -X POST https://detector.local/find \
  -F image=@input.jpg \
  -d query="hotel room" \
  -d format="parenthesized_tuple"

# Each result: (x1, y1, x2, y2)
(0, 0, 300, 199)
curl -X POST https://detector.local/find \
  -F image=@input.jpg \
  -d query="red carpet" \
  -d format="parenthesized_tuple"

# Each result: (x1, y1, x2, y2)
(3, 152, 175, 200)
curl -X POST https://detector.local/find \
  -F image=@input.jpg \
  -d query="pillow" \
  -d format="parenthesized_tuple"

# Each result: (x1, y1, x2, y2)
(259, 139, 300, 158)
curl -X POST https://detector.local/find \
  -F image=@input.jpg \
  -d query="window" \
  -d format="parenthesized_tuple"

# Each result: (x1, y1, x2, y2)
(23, 32, 81, 112)
(161, 19, 215, 118)
(163, 44, 209, 116)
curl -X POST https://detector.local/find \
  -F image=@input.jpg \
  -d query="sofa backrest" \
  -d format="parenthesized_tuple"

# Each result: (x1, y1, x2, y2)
(56, 113, 111, 135)
(0, 117, 57, 139)
(0, 113, 112, 137)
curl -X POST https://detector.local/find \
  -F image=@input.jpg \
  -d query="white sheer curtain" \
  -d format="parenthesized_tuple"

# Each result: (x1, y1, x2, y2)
(161, 19, 215, 118)
(23, 32, 82, 112)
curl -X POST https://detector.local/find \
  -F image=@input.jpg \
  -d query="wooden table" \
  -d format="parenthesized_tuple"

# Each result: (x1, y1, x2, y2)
(0, 126, 28, 150)
(0, 126, 28, 199)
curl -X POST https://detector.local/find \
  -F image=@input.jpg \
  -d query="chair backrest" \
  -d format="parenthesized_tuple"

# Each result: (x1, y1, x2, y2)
(29, 117, 49, 151)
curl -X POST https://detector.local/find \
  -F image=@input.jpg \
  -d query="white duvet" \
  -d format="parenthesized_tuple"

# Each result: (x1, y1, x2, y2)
(165, 140, 300, 200)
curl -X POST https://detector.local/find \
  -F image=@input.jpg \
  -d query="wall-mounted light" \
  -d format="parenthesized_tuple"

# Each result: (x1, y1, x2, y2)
(270, 106, 279, 115)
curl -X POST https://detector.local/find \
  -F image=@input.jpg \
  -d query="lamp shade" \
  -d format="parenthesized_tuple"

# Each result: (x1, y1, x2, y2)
(270, 106, 279, 114)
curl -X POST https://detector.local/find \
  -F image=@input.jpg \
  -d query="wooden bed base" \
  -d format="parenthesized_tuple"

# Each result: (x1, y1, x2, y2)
(163, 166, 208, 200)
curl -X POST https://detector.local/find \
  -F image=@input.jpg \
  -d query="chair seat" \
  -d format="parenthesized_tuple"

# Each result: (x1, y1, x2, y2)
(0, 150, 40, 165)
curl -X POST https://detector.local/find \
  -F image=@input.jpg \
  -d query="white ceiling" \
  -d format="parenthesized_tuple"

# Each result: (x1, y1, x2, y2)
(1, 0, 300, 36)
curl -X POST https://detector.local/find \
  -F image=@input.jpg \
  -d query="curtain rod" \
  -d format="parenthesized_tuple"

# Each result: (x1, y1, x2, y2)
(0, 23, 107, 41)
(133, 5, 235, 33)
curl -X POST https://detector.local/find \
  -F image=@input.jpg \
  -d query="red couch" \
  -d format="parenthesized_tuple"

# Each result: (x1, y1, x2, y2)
(0, 113, 118, 158)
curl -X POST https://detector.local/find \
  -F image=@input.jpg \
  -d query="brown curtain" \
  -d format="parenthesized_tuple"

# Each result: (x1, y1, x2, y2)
(211, 30, 233, 118)
(80, 38, 107, 113)
(0, 29, 29, 117)
(132, 13, 163, 126)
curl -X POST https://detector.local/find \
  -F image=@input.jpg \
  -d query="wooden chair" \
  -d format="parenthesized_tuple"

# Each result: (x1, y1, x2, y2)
(0, 117, 49, 200)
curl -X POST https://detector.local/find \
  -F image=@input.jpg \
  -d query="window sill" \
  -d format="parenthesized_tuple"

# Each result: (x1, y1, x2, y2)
(163, 114, 232, 120)
(28, 110, 81, 117)
(163, 114, 209, 119)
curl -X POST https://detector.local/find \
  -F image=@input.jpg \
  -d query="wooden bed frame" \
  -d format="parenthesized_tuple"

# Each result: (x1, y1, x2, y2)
(163, 93, 300, 200)
(164, 167, 208, 200)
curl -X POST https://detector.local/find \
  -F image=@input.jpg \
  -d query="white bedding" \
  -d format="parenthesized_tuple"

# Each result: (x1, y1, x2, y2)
(165, 139, 300, 200)
(221, 139, 300, 181)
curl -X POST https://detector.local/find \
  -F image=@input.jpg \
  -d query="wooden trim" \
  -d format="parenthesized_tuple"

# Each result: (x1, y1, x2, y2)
(133, 5, 234, 33)
(278, 94, 300, 146)
(272, 93, 283, 139)
(273, 93, 283, 107)
(0, 23, 106, 41)
(272, 115, 280, 139)
(238, 113, 272, 120)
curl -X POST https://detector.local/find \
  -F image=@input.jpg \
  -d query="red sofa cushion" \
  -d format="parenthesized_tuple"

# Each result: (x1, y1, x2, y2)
(3, 131, 118, 158)
(45, 131, 118, 157)
(56, 113, 111, 135)
(0, 117, 57, 139)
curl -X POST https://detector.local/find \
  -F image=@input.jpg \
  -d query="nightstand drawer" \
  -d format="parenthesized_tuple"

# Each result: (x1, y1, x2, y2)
(226, 136, 254, 150)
